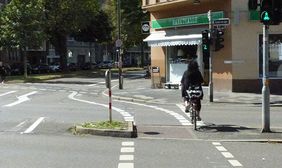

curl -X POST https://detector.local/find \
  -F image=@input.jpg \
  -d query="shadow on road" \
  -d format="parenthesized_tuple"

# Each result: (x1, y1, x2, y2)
(197, 124, 256, 133)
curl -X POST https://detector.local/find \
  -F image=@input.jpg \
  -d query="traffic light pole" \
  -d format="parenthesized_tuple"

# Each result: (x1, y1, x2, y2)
(262, 25, 270, 132)
(208, 10, 213, 102)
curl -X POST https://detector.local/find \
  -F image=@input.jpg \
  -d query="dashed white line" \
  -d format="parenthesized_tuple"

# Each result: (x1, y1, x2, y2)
(118, 141, 135, 168)
(119, 155, 134, 161)
(221, 152, 234, 158)
(228, 160, 243, 167)
(215, 146, 227, 152)
(118, 163, 134, 168)
(212, 142, 243, 167)
(121, 147, 135, 153)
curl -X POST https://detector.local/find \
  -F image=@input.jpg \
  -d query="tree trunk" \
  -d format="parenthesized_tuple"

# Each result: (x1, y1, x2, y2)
(51, 33, 68, 71)
(23, 47, 28, 79)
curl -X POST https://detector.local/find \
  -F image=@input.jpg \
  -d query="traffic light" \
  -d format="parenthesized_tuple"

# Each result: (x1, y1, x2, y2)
(214, 29, 224, 52)
(201, 30, 210, 57)
(260, 0, 281, 25)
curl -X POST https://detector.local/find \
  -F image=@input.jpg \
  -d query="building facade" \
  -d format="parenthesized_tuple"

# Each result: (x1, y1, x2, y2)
(142, 0, 282, 94)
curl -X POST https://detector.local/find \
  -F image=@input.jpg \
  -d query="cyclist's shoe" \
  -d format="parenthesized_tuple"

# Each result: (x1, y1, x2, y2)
(197, 116, 202, 121)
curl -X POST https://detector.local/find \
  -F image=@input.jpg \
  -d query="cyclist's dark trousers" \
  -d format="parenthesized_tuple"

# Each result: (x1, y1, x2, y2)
(194, 99, 201, 112)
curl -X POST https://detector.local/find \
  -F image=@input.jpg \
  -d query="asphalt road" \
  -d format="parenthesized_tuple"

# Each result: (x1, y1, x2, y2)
(0, 73, 282, 168)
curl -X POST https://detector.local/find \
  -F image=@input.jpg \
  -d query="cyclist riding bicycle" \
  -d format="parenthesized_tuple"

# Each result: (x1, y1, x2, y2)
(181, 60, 204, 121)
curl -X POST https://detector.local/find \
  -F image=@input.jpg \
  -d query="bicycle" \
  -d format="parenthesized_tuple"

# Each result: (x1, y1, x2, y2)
(186, 86, 203, 130)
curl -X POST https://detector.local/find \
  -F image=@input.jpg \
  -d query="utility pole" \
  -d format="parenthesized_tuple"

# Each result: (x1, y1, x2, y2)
(261, 25, 270, 132)
(208, 10, 213, 102)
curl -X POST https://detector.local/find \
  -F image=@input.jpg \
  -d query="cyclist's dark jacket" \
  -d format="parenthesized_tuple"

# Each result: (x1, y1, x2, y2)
(181, 62, 204, 99)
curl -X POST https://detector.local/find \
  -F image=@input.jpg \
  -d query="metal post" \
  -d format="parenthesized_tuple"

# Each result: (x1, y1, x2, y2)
(262, 25, 270, 132)
(106, 69, 112, 123)
(208, 10, 213, 102)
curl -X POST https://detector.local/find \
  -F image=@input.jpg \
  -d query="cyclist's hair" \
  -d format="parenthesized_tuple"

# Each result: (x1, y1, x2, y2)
(188, 61, 199, 73)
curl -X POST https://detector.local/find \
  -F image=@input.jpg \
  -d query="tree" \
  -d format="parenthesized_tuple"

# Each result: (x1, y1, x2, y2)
(104, 0, 149, 66)
(43, 0, 100, 71)
(73, 10, 113, 44)
(0, 0, 45, 78)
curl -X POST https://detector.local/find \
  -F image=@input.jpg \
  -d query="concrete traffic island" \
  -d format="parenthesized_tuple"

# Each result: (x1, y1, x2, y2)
(72, 121, 137, 138)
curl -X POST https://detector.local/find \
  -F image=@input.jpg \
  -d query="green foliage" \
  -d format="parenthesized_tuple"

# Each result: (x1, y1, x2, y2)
(104, 0, 149, 49)
(82, 121, 127, 130)
(72, 10, 113, 43)
(42, 0, 101, 71)
(0, 0, 45, 49)
(43, 0, 99, 36)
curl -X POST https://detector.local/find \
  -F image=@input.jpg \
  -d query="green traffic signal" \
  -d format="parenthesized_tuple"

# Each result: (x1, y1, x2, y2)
(262, 11, 270, 21)
(203, 44, 208, 50)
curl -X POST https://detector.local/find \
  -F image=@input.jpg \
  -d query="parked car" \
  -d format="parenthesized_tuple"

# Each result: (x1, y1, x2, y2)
(97, 61, 114, 69)
(32, 64, 50, 74)
(67, 63, 77, 71)
(10, 63, 32, 75)
(49, 63, 61, 72)
(80, 62, 97, 70)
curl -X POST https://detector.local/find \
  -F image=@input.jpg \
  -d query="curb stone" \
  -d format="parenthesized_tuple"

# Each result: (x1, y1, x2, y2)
(74, 121, 137, 138)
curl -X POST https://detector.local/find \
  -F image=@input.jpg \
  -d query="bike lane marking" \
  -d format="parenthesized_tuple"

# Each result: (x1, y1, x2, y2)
(118, 141, 135, 168)
(3, 91, 38, 107)
(212, 142, 243, 167)
(116, 100, 191, 126)
(68, 91, 134, 122)
(176, 103, 206, 126)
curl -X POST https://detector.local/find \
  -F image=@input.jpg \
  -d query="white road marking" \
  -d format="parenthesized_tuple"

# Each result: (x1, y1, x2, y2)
(118, 163, 134, 168)
(212, 142, 221, 146)
(216, 146, 227, 152)
(22, 117, 45, 134)
(16, 120, 28, 128)
(122, 142, 134, 146)
(121, 147, 135, 153)
(119, 155, 134, 161)
(115, 100, 191, 126)
(228, 160, 243, 167)
(7, 120, 28, 132)
(212, 142, 243, 167)
(119, 141, 135, 168)
(4, 91, 37, 107)
(176, 103, 206, 126)
(0, 91, 17, 97)
(221, 152, 234, 158)
(68, 92, 133, 121)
